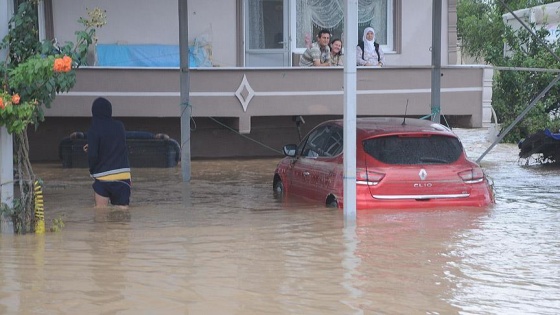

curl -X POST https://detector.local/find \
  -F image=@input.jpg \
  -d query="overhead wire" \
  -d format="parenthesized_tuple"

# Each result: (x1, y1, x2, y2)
(179, 101, 283, 155)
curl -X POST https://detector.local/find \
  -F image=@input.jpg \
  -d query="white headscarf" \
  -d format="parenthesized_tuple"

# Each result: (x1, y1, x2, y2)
(362, 27, 376, 54)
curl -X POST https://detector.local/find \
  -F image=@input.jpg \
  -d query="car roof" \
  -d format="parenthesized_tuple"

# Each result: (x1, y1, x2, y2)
(327, 117, 456, 138)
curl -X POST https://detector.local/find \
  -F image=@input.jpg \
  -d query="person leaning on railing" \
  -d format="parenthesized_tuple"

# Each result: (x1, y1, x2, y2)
(299, 29, 332, 67)
(329, 38, 344, 67)
(356, 27, 385, 67)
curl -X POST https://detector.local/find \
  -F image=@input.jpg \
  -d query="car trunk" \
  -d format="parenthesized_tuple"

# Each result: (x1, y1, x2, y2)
(362, 133, 472, 200)
(366, 165, 471, 200)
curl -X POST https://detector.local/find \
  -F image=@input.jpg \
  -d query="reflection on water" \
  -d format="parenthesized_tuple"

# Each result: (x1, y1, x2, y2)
(1, 129, 559, 314)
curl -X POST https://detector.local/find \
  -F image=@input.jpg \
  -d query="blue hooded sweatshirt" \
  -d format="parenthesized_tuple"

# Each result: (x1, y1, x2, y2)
(87, 97, 131, 179)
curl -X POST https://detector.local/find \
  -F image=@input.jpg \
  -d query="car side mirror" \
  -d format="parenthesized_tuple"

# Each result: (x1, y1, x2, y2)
(283, 144, 297, 157)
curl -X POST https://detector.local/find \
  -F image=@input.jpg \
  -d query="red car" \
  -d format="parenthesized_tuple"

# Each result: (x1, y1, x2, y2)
(273, 117, 495, 209)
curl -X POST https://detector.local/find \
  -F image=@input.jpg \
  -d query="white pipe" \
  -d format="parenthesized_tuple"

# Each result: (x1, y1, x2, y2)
(0, 0, 14, 208)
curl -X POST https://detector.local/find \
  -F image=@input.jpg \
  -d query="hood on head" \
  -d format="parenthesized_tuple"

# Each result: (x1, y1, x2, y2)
(363, 27, 375, 42)
(91, 97, 112, 119)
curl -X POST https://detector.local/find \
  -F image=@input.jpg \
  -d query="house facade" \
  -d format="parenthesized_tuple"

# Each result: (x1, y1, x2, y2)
(49, 0, 456, 67)
(503, 1, 560, 45)
(1, 0, 494, 162)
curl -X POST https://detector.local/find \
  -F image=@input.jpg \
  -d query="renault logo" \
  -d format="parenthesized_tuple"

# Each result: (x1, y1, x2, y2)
(419, 169, 427, 180)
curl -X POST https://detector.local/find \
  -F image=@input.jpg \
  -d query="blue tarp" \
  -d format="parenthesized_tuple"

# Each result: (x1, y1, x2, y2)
(544, 128, 560, 140)
(96, 44, 212, 67)
(97, 44, 178, 67)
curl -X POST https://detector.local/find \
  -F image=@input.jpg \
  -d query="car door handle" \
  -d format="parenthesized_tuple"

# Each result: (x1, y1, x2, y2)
(303, 171, 310, 176)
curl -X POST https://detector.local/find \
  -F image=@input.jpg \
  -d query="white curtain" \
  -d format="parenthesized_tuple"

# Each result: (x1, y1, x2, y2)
(296, 0, 387, 47)
(248, 0, 265, 49)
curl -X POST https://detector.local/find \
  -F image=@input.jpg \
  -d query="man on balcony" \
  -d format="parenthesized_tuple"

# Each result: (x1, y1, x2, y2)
(299, 29, 332, 67)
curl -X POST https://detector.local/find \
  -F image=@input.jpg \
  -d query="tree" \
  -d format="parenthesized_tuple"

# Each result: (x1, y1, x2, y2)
(0, 0, 105, 233)
(458, 0, 560, 142)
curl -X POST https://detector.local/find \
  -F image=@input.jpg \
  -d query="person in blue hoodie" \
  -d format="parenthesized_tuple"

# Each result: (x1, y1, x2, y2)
(83, 97, 131, 208)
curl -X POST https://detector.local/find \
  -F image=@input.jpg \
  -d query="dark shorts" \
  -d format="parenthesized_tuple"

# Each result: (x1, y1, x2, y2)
(92, 179, 131, 206)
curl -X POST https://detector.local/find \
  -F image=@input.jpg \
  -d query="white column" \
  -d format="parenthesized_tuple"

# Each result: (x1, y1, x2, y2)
(0, 129, 14, 207)
(1, 0, 14, 207)
(343, 0, 358, 222)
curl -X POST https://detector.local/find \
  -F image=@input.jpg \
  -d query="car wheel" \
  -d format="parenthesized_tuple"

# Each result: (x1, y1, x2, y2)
(273, 178, 284, 196)
(326, 195, 338, 208)
(327, 200, 338, 208)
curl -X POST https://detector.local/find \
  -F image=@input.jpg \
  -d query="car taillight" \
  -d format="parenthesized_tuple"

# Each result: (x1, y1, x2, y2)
(356, 168, 385, 186)
(458, 168, 484, 184)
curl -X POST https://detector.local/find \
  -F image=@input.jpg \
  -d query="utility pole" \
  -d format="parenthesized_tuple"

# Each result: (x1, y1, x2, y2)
(431, 0, 442, 123)
(178, 0, 191, 181)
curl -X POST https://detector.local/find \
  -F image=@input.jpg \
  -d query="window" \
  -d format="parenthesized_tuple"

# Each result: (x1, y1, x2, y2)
(293, 0, 393, 52)
(363, 135, 463, 165)
(323, 127, 343, 157)
(9, 0, 43, 40)
(248, 0, 284, 49)
(299, 125, 339, 158)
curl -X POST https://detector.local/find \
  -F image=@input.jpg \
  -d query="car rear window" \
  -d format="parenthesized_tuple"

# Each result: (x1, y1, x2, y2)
(363, 134, 463, 164)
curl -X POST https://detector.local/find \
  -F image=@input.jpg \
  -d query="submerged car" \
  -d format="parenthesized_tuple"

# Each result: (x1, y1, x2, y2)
(272, 117, 494, 209)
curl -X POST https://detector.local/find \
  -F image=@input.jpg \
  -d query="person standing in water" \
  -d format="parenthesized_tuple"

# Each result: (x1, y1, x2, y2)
(84, 97, 131, 209)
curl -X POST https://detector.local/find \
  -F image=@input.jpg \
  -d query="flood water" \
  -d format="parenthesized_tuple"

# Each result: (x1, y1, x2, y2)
(1, 128, 559, 314)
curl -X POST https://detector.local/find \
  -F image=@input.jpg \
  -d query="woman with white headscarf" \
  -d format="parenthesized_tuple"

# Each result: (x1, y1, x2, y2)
(356, 27, 385, 66)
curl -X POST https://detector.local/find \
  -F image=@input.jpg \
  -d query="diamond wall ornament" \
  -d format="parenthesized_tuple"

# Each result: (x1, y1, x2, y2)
(235, 74, 255, 112)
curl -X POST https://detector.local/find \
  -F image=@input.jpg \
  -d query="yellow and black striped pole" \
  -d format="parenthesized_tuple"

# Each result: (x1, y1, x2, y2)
(34, 180, 45, 234)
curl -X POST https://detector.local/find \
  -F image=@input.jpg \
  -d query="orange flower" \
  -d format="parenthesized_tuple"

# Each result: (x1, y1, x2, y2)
(12, 93, 20, 105)
(53, 59, 61, 71)
(63, 55, 72, 65)
(0, 98, 4, 110)
(53, 55, 73, 72)
(63, 56, 73, 71)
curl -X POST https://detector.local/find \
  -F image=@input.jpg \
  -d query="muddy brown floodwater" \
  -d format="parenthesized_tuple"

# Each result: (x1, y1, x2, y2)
(1, 128, 559, 314)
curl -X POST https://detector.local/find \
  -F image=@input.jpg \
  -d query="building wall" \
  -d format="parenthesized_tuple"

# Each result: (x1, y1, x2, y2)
(3, 1, 485, 162)
(29, 112, 480, 162)
(46, 66, 489, 126)
(33, 65, 492, 161)
(51, 0, 452, 67)
(28, 116, 321, 161)
(52, 0, 238, 66)
(391, 0, 449, 65)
